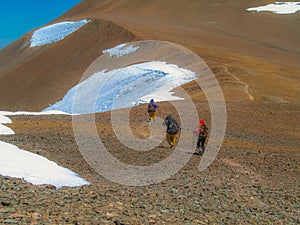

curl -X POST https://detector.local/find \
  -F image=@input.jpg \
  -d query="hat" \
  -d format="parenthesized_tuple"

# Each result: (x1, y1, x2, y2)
(150, 99, 154, 103)
(199, 119, 205, 124)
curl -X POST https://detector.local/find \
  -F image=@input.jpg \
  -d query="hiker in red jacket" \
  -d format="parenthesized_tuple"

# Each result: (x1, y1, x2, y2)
(194, 119, 208, 155)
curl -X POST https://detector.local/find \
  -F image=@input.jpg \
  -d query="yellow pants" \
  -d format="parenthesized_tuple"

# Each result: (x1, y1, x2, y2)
(149, 111, 157, 121)
(166, 133, 177, 147)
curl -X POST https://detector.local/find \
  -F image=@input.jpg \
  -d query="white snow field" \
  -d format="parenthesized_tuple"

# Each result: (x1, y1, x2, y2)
(0, 110, 71, 116)
(102, 43, 140, 57)
(0, 114, 14, 135)
(30, 19, 89, 47)
(0, 124, 15, 135)
(247, 2, 300, 14)
(0, 114, 12, 124)
(0, 112, 89, 189)
(0, 140, 89, 189)
(44, 61, 196, 114)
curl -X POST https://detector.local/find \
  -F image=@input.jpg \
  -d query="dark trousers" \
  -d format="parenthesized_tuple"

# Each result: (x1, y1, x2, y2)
(197, 136, 206, 152)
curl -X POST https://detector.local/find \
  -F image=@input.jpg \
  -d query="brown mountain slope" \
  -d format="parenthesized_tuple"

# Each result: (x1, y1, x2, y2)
(0, 19, 137, 111)
(0, 0, 299, 110)
(61, 0, 300, 67)
(0, 1, 299, 224)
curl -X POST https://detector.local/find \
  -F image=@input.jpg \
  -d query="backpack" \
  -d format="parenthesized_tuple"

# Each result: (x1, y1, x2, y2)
(148, 103, 156, 112)
(167, 119, 180, 134)
(199, 125, 208, 137)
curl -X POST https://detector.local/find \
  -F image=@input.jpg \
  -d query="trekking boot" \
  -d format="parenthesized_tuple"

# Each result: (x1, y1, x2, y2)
(201, 148, 205, 156)
(194, 148, 200, 155)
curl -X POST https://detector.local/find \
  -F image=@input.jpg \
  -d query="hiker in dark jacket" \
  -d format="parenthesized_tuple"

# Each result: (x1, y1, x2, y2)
(147, 99, 159, 121)
(164, 115, 180, 149)
(194, 119, 208, 155)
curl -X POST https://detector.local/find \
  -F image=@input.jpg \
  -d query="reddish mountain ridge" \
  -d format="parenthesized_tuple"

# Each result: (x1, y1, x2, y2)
(0, 0, 299, 110)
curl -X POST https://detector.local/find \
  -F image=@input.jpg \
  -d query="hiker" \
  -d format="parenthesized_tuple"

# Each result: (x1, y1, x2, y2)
(194, 119, 208, 155)
(147, 99, 159, 121)
(164, 115, 180, 148)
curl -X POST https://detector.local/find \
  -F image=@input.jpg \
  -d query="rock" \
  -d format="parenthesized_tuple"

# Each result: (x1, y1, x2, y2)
(106, 212, 118, 218)
(55, 201, 65, 207)
(0, 208, 15, 213)
(1, 200, 11, 206)
(31, 212, 41, 220)
(9, 213, 25, 219)
(3, 219, 19, 224)
(114, 220, 125, 225)
(45, 184, 56, 190)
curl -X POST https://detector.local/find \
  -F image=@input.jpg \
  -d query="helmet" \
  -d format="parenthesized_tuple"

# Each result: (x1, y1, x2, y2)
(150, 99, 154, 103)
(199, 119, 205, 124)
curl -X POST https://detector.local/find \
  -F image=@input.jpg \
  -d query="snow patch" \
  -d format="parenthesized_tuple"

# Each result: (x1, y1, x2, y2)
(44, 61, 196, 114)
(0, 114, 14, 135)
(247, 2, 300, 14)
(0, 124, 14, 135)
(0, 140, 89, 189)
(103, 43, 140, 57)
(0, 110, 71, 116)
(0, 114, 12, 124)
(30, 19, 90, 47)
(0, 111, 89, 188)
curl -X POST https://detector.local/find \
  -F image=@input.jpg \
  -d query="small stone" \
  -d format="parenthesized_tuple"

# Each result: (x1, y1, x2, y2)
(31, 212, 41, 220)
(9, 213, 25, 219)
(116, 201, 123, 206)
(1, 200, 11, 206)
(45, 184, 56, 190)
(0, 208, 14, 213)
(4, 219, 18, 224)
(148, 214, 157, 219)
(106, 212, 118, 218)
(114, 220, 125, 225)
(55, 201, 65, 207)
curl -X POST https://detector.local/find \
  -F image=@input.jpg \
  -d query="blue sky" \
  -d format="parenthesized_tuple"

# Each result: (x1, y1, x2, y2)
(0, 0, 82, 50)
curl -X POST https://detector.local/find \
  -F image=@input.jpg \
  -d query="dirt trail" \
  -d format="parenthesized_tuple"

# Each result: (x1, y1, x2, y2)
(222, 65, 254, 101)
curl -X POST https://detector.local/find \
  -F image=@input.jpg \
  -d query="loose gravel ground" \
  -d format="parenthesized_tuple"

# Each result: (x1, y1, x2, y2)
(0, 101, 299, 224)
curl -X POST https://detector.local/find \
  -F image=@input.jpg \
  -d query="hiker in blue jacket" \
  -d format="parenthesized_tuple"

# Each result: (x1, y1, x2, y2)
(147, 99, 159, 121)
